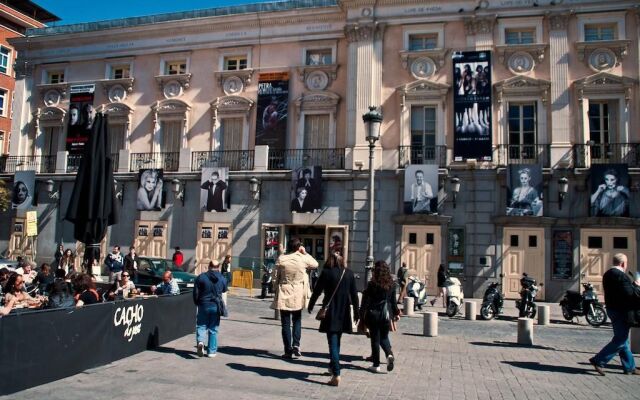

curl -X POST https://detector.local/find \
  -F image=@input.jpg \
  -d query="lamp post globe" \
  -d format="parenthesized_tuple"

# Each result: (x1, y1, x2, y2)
(362, 106, 383, 284)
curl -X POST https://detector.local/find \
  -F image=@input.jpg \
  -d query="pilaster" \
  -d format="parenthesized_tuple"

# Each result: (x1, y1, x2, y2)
(548, 12, 572, 167)
(464, 16, 496, 51)
(10, 59, 35, 157)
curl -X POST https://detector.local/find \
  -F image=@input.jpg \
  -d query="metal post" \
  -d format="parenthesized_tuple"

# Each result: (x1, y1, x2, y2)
(365, 139, 376, 283)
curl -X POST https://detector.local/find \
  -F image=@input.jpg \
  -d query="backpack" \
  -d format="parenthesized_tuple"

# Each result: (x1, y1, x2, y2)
(365, 299, 390, 326)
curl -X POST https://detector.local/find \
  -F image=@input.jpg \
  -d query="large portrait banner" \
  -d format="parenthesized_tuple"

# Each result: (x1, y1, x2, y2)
(200, 167, 229, 212)
(589, 164, 630, 217)
(506, 164, 543, 216)
(12, 170, 35, 210)
(255, 72, 289, 148)
(291, 166, 322, 213)
(403, 164, 438, 214)
(136, 169, 164, 211)
(66, 84, 96, 155)
(452, 51, 492, 162)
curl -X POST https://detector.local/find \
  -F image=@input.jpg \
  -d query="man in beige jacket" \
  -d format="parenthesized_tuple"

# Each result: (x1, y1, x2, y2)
(271, 237, 318, 358)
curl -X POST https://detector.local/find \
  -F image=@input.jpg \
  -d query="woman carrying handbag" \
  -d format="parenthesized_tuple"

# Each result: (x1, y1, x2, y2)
(308, 250, 359, 387)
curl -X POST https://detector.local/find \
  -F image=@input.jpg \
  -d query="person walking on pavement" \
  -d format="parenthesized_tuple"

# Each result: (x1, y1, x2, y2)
(221, 255, 232, 284)
(590, 253, 640, 376)
(430, 263, 449, 307)
(271, 237, 318, 359)
(308, 250, 359, 387)
(360, 260, 400, 373)
(105, 246, 124, 283)
(193, 260, 228, 358)
(124, 247, 139, 283)
(397, 262, 409, 304)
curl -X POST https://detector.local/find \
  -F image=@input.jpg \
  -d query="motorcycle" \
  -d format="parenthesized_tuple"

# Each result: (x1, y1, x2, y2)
(480, 280, 504, 320)
(559, 282, 607, 327)
(406, 275, 428, 311)
(444, 277, 464, 317)
(260, 264, 274, 299)
(515, 273, 538, 318)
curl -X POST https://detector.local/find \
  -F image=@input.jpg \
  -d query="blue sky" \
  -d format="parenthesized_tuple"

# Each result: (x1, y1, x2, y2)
(32, 0, 275, 25)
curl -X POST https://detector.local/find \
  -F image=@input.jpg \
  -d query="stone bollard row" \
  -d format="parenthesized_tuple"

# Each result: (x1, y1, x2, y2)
(403, 297, 415, 317)
(517, 317, 534, 346)
(537, 305, 550, 326)
(423, 312, 438, 337)
(464, 301, 476, 321)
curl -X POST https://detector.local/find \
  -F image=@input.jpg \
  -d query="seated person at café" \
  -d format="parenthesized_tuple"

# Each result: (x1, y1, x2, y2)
(152, 271, 180, 295)
(3, 273, 45, 309)
(46, 279, 75, 309)
(0, 297, 16, 316)
(0, 267, 10, 295)
(34, 263, 55, 294)
(107, 272, 136, 300)
(16, 261, 37, 286)
(74, 273, 100, 307)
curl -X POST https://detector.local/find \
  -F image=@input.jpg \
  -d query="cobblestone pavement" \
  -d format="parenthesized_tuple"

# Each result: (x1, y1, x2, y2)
(7, 291, 640, 400)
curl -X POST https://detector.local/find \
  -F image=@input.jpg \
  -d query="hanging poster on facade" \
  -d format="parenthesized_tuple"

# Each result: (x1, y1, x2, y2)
(447, 227, 464, 275)
(552, 230, 573, 280)
(452, 51, 492, 162)
(200, 167, 229, 212)
(66, 84, 96, 155)
(291, 166, 322, 213)
(12, 170, 35, 209)
(506, 164, 543, 216)
(255, 72, 289, 148)
(403, 164, 438, 214)
(589, 164, 630, 217)
(263, 226, 281, 272)
(136, 169, 164, 211)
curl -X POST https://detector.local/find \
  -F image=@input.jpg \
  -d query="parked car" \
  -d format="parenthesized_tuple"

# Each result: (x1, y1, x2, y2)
(0, 258, 19, 271)
(136, 257, 196, 289)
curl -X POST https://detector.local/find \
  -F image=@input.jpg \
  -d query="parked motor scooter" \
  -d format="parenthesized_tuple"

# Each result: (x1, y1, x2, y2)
(515, 273, 539, 318)
(559, 282, 607, 326)
(260, 264, 274, 299)
(406, 275, 428, 311)
(444, 277, 464, 317)
(480, 278, 505, 320)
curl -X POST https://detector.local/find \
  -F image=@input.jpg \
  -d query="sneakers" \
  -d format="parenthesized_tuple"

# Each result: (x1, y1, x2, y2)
(589, 358, 605, 376)
(197, 342, 204, 357)
(387, 355, 395, 372)
(292, 347, 302, 358)
(207, 353, 217, 358)
(368, 365, 381, 373)
(328, 375, 341, 386)
(624, 368, 640, 375)
(282, 353, 293, 360)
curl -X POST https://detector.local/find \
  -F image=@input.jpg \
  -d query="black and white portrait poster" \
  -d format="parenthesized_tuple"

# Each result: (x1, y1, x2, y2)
(403, 164, 438, 214)
(452, 51, 492, 162)
(136, 169, 163, 211)
(12, 170, 35, 210)
(589, 164, 630, 217)
(66, 84, 96, 155)
(506, 165, 543, 216)
(291, 166, 322, 213)
(200, 167, 228, 212)
(255, 72, 289, 148)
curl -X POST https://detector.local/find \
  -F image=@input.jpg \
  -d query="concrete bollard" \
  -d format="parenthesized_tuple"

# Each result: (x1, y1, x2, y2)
(537, 305, 550, 326)
(274, 309, 280, 320)
(630, 327, 640, 354)
(423, 312, 438, 337)
(517, 317, 534, 346)
(403, 297, 415, 316)
(465, 301, 477, 321)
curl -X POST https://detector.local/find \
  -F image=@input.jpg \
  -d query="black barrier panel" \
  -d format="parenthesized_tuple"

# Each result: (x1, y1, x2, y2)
(0, 293, 195, 395)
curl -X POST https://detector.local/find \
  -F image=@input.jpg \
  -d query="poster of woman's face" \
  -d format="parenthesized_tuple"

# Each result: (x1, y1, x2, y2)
(329, 229, 343, 255)
(403, 165, 438, 214)
(200, 167, 229, 212)
(136, 169, 164, 211)
(506, 164, 543, 216)
(590, 164, 630, 217)
(291, 166, 322, 213)
(12, 171, 35, 210)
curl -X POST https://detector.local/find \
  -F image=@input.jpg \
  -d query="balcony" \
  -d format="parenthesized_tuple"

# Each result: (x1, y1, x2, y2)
(268, 148, 345, 170)
(573, 143, 640, 168)
(67, 153, 120, 173)
(129, 152, 179, 172)
(0, 155, 56, 173)
(398, 145, 447, 168)
(191, 150, 254, 171)
(493, 144, 551, 168)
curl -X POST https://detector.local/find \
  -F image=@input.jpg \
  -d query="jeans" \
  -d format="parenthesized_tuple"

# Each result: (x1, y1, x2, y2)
(327, 332, 342, 376)
(109, 271, 122, 283)
(280, 310, 302, 354)
(593, 308, 636, 372)
(369, 323, 393, 367)
(196, 304, 220, 355)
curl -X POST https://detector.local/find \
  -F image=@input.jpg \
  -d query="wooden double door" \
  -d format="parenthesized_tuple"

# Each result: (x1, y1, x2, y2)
(400, 225, 441, 295)
(502, 227, 545, 300)
(580, 228, 636, 294)
(195, 222, 233, 274)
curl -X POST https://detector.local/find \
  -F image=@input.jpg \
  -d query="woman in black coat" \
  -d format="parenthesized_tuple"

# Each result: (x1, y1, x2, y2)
(308, 251, 359, 387)
(360, 260, 400, 373)
(430, 263, 449, 307)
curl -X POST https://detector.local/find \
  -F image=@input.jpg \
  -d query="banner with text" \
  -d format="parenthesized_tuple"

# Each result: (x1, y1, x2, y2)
(66, 84, 96, 155)
(255, 72, 289, 148)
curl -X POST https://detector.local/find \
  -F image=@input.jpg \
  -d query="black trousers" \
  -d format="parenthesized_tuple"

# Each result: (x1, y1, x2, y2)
(368, 323, 392, 366)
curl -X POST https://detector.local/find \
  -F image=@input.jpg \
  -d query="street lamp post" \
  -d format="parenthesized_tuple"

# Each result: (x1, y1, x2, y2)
(362, 106, 383, 284)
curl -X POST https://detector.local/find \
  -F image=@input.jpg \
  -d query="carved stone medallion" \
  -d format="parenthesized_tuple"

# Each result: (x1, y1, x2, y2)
(305, 70, 329, 91)
(43, 89, 60, 106)
(589, 48, 616, 72)
(223, 76, 244, 95)
(507, 52, 535, 75)
(410, 57, 436, 79)
(163, 80, 183, 99)
(108, 84, 127, 103)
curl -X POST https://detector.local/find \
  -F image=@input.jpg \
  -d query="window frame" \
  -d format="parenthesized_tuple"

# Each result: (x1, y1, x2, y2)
(47, 71, 65, 84)
(507, 102, 538, 160)
(0, 88, 8, 117)
(498, 17, 543, 45)
(302, 41, 337, 66)
(403, 24, 444, 51)
(504, 28, 536, 45)
(0, 46, 11, 75)
(223, 56, 248, 71)
(105, 58, 134, 80)
(408, 33, 439, 51)
(159, 52, 191, 76)
(577, 13, 626, 42)
(218, 47, 252, 71)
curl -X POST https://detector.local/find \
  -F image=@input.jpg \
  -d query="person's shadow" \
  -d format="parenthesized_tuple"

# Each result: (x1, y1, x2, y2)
(226, 362, 319, 384)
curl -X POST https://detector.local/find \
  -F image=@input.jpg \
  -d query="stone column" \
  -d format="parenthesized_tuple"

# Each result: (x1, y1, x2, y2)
(548, 13, 572, 167)
(10, 59, 35, 157)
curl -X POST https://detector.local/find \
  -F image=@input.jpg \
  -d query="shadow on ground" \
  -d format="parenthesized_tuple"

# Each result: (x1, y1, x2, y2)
(502, 361, 589, 375)
(226, 362, 321, 384)
(470, 341, 555, 350)
(152, 346, 199, 360)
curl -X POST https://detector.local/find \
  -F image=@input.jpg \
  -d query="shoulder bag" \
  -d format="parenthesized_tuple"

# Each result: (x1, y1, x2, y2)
(316, 269, 345, 321)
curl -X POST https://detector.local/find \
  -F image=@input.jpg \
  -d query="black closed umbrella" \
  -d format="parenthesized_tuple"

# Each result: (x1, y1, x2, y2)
(66, 113, 119, 271)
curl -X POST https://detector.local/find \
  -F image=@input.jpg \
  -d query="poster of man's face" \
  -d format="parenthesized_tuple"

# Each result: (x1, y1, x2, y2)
(291, 166, 322, 213)
(136, 169, 164, 211)
(403, 165, 438, 214)
(506, 164, 543, 216)
(200, 167, 228, 212)
(12, 171, 35, 210)
(590, 164, 630, 217)
(66, 87, 96, 155)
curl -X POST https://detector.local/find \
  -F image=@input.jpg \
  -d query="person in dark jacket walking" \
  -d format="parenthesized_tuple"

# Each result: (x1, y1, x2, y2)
(308, 250, 359, 387)
(590, 253, 640, 375)
(193, 260, 228, 358)
(430, 263, 449, 307)
(123, 247, 139, 283)
(360, 260, 400, 373)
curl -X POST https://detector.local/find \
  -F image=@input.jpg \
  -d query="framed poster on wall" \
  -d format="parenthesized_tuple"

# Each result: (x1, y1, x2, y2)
(552, 230, 573, 280)
(448, 228, 465, 276)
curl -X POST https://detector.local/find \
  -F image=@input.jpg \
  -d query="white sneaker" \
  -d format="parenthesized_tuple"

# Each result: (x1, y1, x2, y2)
(387, 355, 395, 372)
(368, 365, 381, 373)
(207, 353, 217, 358)
(197, 342, 204, 357)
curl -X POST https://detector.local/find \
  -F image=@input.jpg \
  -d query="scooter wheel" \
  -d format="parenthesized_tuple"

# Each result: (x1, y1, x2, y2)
(586, 304, 607, 327)
(446, 302, 458, 317)
(480, 304, 495, 320)
(561, 305, 573, 321)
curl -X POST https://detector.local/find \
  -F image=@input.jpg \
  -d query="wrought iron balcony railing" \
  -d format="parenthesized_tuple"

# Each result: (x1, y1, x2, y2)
(67, 153, 120, 173)
(573, 143, 640, 168)
(398, 145, 447, 168)
(0, 155, 56, 173)
(191, 150, 254, 171)
(268, 148, 345, 170)
(493, 144, 551, 168)
(129, 152, 179, 172)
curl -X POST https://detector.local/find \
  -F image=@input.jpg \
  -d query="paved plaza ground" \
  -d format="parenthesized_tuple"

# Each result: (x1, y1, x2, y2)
(6, 290, 640, 400)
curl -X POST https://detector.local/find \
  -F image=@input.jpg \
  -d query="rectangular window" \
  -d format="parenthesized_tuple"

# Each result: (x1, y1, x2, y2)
(43, 126, 60, 156)
(221, 118, 243, 151)
(410, 105, 436, 163)
(588, 101, 611, 161)
(409, 233, 417, 244)
(111, 65, 130, 79)
(48, 71, 65, 84)
(587, 236, 602, 249)
(613, 237, 628, 249)
(224, 56, 247, 71)
(408, 33, 438, 51)
(109, 123, 126, 153)
(528, 235, 537, 248)
(426, 233, 434, 245)
(510, 235, 519, 247)
(505, 29, 535, 44)
(165, 61, 186, 75)
(584, 24, 616, 41)
(304, 114, 330, 149)
(508, 103, 536, 160)
(306, 49, 332, 65)
(0, 89, 6, 117)
(0, 132, 5, 154)
(160, 120, 182, 153)
(0, 47, 10, 74)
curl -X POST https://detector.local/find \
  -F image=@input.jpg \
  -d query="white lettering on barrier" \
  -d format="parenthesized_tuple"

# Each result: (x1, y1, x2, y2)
(113, 304, 144, 342)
